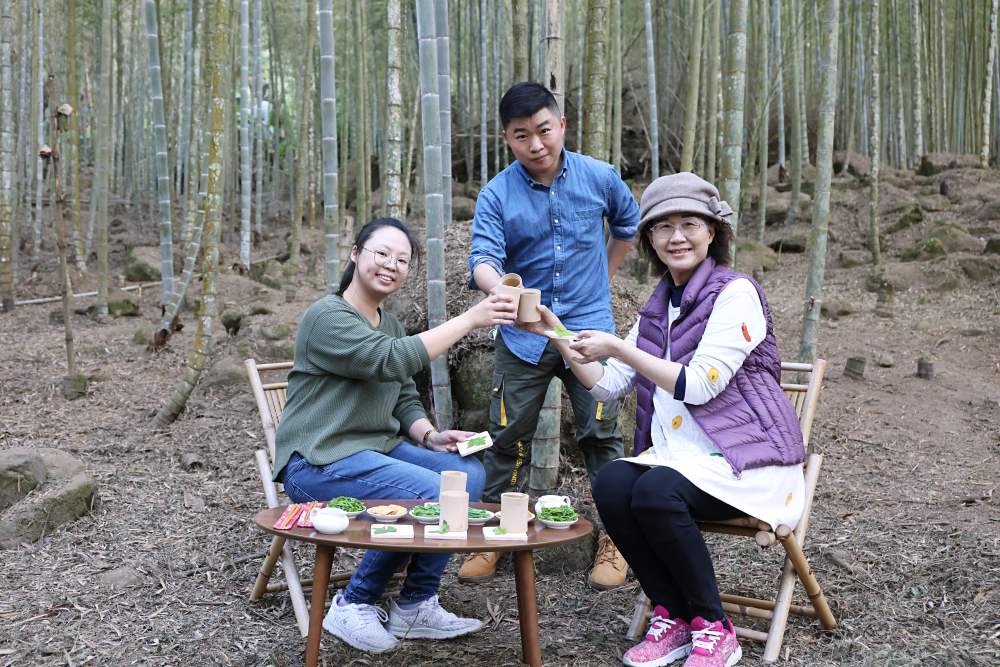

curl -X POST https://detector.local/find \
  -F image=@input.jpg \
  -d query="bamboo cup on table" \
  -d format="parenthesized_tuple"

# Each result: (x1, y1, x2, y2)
(516, 288, 541, 323)
(440, 470, 468, 494)
(439, 490, 469, 532)
(500, 492, 530, 534)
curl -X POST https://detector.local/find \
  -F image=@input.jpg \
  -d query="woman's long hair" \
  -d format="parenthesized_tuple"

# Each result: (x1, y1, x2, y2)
(336, 217, 422, 295)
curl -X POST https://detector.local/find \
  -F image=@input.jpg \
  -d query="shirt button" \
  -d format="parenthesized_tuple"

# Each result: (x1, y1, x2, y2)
(672, 416, 682, 429)
(553, 297, 559, 302)
(554, 218, 559, 224)
(556, 245, 561, 250)
(555, 272, 560, 277)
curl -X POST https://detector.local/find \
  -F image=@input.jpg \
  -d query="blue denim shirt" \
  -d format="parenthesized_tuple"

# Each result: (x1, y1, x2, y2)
(469, 149, 640, 364)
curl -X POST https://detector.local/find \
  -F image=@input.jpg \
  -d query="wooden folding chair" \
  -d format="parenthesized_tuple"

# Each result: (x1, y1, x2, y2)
(626, 359, 837, 663)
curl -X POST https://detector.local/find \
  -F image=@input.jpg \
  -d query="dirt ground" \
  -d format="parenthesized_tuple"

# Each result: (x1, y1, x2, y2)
(1, 165, 999, 667)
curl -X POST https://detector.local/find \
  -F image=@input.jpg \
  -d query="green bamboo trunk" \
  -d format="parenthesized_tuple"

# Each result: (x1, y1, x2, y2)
(680, 0, 704, 172)
(0, 0, 14, 312)
(869, 0, 882, 265)
(416, 0, 453, 430)
(720, 0, 748, 239)
(799, 0, 841, 365)
(155, 0, 230, 427)
(318, 0, 340, 291)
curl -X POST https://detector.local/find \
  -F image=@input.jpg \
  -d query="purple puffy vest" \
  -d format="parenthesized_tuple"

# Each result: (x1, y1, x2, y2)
(633, 257, 805, 475)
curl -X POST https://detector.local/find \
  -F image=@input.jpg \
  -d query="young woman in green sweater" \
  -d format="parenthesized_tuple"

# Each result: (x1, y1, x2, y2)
(274, 218, 516, 653)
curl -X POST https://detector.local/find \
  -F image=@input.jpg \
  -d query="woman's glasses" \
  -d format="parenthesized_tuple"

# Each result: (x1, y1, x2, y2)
(648, 219, 707, 238)
(362, 247, 411, 272)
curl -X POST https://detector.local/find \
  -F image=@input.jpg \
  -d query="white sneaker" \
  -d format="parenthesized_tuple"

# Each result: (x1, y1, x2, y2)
(387, 595, 483, 639)
(322, 591, 399, 653)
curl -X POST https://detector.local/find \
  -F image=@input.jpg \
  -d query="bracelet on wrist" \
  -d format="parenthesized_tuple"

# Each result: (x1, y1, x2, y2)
(421, 427, 436, 447)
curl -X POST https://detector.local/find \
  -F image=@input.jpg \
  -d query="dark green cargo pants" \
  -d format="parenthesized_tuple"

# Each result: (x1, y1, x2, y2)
(481, 334, 624, 503)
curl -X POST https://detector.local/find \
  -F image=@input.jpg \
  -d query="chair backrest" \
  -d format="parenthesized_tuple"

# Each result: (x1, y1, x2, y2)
(778, 359, 827, 452)
(244, 359, 293, 462)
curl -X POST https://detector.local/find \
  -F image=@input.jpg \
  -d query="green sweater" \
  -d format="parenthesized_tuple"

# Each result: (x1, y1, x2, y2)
(272, 294, 431, 480)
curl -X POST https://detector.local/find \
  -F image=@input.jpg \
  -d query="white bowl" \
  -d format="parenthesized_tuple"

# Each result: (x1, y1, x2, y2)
(367, 505, 406, 523)
(311, 507, 350, 534)
(467, 509, 495, 525)
(538, 517, 578, 530)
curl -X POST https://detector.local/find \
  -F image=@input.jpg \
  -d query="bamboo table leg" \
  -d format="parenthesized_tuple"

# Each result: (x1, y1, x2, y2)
(512, 550, 542, 667)
(305, 545, 334, 667)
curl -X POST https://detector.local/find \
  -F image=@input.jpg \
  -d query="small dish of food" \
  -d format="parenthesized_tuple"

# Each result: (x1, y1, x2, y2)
(466, 507, 495, 525)
(537, 505, 579, 530)
(366, 504, 408, 523)
(409, 503, 442, 524)
(327, 496, 366, 518)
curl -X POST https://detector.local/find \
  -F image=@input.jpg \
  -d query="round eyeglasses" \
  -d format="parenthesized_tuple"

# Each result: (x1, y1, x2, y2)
(362, 247, 412, 272)
(648, 219, 708, 238)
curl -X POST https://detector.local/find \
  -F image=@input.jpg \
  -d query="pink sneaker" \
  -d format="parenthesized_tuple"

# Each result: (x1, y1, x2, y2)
(622, 606, 692, 667)
(682, 617, 742, 667)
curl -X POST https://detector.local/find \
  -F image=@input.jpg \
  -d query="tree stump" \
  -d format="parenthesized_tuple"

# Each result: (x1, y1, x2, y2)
(843, 356, 866, 380)
(916, 357, 934, 379)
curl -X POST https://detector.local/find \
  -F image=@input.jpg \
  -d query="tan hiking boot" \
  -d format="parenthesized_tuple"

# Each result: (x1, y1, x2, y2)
(457, 551, 500, 583)
(588, 532, 628, 590)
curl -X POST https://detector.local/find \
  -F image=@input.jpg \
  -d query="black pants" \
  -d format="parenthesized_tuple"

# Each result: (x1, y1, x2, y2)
(481, 334, 623, 503)
(593, 459, 745, 622)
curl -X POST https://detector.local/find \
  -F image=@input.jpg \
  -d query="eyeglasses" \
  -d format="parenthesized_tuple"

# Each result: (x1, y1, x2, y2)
(362, 247, 411, 272)
(648, 219, 708, 238)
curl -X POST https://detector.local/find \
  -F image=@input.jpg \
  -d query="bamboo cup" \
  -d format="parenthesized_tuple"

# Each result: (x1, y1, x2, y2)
(500, 492, 530, 534)
(494, 283, 522, 312)
(439, 470, 468, 494)
(499, 273, 523, 288)
(517, 288, 541, 323)
(439, 490, 469, 532)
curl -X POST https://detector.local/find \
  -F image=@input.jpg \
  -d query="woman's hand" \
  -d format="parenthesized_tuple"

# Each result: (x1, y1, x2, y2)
(515, 303, 561, 337)
(569, 330, 624, 363)
(425, 429, 476, 453)
(463, 294, 517, 330)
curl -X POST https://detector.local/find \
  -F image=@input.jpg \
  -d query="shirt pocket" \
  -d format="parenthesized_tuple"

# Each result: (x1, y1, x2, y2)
(571, 205, 604, 250)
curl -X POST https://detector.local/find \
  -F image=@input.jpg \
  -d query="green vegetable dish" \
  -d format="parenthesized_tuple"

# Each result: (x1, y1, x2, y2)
(413, 503, 491, 519)
(328, 496, 365, 512)
(410, 503, 441, 517)
(538, 506, 578, 522)
(373, 526, 397, 535)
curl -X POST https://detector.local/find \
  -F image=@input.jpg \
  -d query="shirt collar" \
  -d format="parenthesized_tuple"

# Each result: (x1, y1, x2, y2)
(513, 148, 569, 187)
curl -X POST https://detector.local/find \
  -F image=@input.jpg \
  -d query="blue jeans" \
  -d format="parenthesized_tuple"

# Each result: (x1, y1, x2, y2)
(283, 443, 485, 605)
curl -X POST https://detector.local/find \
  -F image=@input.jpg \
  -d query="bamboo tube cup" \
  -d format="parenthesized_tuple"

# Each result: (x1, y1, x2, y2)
(439, 470, 468, 494)
(517, 288, 541, 323)
(439, 490, 469, 532)
(499, 273, 523, 288)
(500, 492, 530, 533)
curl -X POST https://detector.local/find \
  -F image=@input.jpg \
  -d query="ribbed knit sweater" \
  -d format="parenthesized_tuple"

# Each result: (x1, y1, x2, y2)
(272, 294, 431, 480)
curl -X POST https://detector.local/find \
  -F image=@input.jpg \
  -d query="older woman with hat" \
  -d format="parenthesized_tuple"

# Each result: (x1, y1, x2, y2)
(525, 172, 806, 667)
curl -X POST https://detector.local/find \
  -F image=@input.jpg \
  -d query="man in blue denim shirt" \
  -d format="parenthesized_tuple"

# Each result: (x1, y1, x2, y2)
(459, 83, 639, 589)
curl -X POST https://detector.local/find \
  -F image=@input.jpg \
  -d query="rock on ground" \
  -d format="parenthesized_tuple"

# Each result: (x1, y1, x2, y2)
(0, 448, 97, 549)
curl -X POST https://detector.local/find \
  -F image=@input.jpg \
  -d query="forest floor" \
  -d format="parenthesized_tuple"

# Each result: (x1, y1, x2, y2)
(1, 162, 999, 666)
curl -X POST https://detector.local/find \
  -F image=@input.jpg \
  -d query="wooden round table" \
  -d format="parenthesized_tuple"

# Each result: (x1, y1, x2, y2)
(254, 500, 592, 667)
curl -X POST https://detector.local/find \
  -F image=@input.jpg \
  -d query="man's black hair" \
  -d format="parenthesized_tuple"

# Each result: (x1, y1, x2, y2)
(499, 82, 560, 128)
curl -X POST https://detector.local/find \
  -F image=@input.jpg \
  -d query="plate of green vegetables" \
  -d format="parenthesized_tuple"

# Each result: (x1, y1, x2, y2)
(537, 505, 579, 529)
(410, 503, 496, 525)
(327, 496, 366, 518)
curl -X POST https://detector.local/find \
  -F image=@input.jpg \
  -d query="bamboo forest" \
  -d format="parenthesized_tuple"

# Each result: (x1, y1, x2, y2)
(0, 0, 998, 665)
